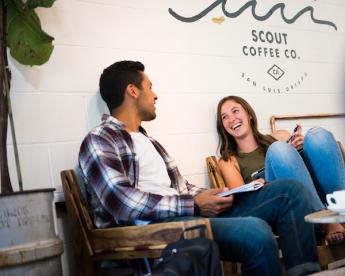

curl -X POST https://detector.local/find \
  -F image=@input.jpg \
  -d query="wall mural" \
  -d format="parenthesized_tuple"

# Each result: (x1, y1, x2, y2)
(168, 0, 338, 94)
(168, 0, 337, 30)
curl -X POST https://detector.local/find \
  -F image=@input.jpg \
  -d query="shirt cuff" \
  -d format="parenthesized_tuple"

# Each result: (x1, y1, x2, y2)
(193, 203, 201, 216)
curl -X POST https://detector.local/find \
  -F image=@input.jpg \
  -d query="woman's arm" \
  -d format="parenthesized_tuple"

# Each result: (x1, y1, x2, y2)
(218, 157, 245, 189)
(271, 126, 304, 149)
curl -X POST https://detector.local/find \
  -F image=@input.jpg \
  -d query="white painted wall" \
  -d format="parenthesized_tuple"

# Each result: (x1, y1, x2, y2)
(7, 0, 345, 193)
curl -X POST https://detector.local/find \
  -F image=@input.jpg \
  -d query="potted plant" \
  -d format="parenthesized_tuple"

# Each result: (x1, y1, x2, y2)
(0, 1, 63, 274)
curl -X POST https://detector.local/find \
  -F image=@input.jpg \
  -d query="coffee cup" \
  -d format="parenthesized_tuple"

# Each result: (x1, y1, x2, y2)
(326, 190, 345, 209)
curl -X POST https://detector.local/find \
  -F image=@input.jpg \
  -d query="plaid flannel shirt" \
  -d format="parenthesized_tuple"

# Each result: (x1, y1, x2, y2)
(79, 114, 205, 228)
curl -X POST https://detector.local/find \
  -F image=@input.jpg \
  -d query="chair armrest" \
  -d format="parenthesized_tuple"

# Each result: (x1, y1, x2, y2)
(89, 219, 212, 254)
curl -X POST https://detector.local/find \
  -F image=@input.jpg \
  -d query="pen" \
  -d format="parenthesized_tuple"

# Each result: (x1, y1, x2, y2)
(287, 125, 299, 143)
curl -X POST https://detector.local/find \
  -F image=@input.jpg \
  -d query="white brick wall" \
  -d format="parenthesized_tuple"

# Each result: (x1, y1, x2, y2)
(5, 1, 345, 273)
(7, 0, 345, 192)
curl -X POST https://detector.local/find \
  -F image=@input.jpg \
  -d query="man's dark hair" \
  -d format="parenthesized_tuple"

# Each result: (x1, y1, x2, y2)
(99, 60, 145, 112)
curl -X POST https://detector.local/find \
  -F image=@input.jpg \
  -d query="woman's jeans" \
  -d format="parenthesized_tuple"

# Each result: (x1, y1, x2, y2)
(265, 127, 345, 211)
(155, 180, 320, 276)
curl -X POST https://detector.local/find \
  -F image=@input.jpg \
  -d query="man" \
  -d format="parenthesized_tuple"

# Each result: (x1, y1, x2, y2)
(79, 60, 320, 276)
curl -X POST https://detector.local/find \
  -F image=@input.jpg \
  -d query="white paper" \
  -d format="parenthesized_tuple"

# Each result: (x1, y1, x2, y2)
(217, 181, 264, 197)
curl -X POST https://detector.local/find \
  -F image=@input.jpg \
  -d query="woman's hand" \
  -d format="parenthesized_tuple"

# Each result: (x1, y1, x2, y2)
(253, 178, 266, 185)
(289, 124, 304, 150)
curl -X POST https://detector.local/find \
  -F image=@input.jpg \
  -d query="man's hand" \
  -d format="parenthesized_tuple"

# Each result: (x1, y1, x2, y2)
(194, 188, 234, 217)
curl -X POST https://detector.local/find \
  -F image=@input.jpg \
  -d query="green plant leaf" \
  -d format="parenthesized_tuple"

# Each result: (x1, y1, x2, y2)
(26, 0, 56, 9)
(6, 0, 54, 66)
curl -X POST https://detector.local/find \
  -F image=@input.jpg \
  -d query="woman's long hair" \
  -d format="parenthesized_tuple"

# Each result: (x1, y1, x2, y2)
(216, 96, 276, 161)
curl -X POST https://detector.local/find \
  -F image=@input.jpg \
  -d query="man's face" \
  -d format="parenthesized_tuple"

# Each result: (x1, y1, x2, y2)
(136, 72, 158, 121)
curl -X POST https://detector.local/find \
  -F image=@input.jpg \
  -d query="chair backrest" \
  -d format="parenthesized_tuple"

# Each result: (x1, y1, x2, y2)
(206, 156, 225, 189)
(61, 170, 95, 257)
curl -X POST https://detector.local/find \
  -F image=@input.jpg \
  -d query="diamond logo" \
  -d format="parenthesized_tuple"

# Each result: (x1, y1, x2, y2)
(267, 64, 285, 81)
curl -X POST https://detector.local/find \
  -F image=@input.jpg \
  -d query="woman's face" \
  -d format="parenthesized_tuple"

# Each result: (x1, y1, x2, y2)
(220, 100, 253, 140)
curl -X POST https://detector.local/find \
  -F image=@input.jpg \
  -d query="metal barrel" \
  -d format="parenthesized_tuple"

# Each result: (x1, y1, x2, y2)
(0, 189, 63, 276)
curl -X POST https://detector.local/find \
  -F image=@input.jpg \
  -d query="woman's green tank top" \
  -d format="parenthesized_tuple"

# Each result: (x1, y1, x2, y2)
(235, 147, 265, 183)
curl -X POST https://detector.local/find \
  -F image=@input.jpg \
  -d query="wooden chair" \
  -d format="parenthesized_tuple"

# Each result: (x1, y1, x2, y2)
(61, 170, 213, 276)
(206, 155, 345, 268)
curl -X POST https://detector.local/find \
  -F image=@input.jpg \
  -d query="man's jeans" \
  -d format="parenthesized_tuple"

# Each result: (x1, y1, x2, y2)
(266, 127, 345, 210)
(156, 180, 320, 276)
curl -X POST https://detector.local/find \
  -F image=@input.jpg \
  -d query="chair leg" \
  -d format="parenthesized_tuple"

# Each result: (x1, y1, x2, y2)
(73, 248, 96, 276)
(222, 261, 238, 275)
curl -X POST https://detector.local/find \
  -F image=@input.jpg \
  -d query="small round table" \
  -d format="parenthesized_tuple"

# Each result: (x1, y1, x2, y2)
(305, 209, 345, 224)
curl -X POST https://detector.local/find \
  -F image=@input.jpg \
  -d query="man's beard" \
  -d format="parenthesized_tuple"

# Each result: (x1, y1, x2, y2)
(139, 109, 156, 121)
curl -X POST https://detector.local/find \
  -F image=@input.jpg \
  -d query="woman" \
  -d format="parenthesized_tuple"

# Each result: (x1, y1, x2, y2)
(216, 95, 345, 244)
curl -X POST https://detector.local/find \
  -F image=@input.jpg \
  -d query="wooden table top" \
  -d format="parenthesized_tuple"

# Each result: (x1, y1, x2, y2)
(304, 209, 345, 224)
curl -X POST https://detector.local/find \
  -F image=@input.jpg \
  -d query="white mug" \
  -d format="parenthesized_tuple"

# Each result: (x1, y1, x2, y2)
(326, 190, 345, 209)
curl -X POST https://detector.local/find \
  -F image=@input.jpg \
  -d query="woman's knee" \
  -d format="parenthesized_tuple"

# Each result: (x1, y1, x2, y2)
(268, 141, 287, 154)
(266, 141, 297, 162)
(305, 127, 334, 146)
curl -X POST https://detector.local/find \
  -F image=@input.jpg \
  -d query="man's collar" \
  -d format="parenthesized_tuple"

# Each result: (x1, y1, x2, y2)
(101, 114, 147, 135)
(101, 114, 125, 128)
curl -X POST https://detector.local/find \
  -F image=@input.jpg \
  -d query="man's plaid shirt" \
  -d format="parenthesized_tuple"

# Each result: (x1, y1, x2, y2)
(79, 114, 205, 228)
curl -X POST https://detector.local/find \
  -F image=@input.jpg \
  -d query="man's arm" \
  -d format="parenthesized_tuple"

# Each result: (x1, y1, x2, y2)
(79, 133, 195, 223)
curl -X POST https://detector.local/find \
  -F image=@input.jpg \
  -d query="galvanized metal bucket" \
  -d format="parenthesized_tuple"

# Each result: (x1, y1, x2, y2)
(0, 189, 63, 276)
